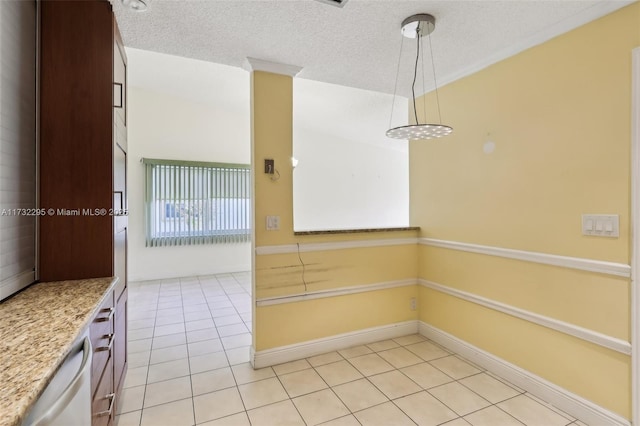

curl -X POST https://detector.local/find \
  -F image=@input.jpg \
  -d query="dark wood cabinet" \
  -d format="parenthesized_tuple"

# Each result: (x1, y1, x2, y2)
(39, 1, 128, 424)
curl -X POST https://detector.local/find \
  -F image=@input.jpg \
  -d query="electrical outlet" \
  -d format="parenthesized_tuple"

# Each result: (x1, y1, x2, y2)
(410, 297, 416, 311)
(266, 215, 280, 231)
(264, 159, 274, 174)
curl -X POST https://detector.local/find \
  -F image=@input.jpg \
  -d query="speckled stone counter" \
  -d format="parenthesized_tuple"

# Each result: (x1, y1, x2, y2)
(0, 277, 117, 426)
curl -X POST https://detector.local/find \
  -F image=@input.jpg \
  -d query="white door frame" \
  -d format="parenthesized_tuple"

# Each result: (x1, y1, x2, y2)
(631, 46, 640, 426)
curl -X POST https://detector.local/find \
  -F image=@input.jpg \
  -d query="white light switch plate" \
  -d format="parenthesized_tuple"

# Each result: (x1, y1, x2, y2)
(266, 215, 280, 231)
(582, 214, 619, 237)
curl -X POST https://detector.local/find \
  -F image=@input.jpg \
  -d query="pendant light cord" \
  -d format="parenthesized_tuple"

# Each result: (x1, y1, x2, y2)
(411, 27, 421, 125)
(388, 35, 405, 129)
(427, 28, 443, 124)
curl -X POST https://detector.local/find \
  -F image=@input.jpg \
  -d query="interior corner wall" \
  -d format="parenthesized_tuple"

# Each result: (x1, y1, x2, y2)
(127, 86, 251, 281)
(411, 3, 639, 419)
(251, 70, 418, 353)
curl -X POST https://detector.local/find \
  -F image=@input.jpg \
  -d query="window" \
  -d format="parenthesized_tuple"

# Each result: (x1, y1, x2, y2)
(143, 159, 251, 246)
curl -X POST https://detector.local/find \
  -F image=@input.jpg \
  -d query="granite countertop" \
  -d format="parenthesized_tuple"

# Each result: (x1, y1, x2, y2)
(0, 277, 117, 426)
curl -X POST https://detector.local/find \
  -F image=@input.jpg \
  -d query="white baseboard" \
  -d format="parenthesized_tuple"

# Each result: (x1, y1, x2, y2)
(252, 320, 418, 368)
(419, 322, 630, 426)
(128, 265, 250, 282)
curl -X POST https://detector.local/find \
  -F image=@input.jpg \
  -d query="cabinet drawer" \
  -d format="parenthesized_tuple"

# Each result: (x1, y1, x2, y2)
(92, 356, 114, 426)
(90, 293, 114, 396)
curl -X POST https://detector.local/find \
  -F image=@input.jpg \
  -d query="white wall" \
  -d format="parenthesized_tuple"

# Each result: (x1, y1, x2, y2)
(127, 48, 251, 281)
(293, 79, 409, 231)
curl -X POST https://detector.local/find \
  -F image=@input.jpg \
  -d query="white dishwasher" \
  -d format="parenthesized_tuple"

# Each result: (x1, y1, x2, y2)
(22, 334, 93, 426)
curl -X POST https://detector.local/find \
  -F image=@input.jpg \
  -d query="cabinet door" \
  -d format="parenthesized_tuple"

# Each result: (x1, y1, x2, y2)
(113, 144, 127, 299)
(113, 287, 127, 412)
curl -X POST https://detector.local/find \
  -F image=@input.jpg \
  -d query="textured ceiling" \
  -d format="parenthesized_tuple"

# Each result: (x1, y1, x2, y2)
(112, 0, 633, 97)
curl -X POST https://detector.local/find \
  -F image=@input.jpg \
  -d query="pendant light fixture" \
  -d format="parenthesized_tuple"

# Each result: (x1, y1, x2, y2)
(386, 14, 452, 140)
(121, 0, 148, 12)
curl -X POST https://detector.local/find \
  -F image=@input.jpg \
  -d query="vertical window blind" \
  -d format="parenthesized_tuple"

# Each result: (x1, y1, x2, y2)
(143, 158, 251, 247)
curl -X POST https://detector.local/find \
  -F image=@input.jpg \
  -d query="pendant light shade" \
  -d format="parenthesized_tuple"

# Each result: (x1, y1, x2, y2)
(386, 14, 452, 140)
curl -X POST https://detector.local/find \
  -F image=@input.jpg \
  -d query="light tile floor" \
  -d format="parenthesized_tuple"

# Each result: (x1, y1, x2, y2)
(115, 273, 588, 426)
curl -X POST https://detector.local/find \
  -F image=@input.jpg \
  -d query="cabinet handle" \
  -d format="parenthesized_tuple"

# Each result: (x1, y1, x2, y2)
(96, 334, 114, 352)
(114, 191, 124, 212)
(95, 307, 114, 322)
(96, 393, 116, 417)
(114, 82, 123, 108)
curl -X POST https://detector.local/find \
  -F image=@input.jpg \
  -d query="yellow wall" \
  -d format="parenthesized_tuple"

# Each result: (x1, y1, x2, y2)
(412, 3, 639, 418)
(251, 70, 418, 351)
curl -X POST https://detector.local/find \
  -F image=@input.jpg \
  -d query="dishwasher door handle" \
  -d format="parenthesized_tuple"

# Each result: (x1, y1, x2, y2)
(26, 337, 93, 426)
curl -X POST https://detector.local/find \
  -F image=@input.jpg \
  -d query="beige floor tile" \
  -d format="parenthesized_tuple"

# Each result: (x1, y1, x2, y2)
(214, 314, 244, 327)
(459, 373, 521, 404)
(273, 359, 312, 375)
(221, 333, 252, 349)
(332, 378, 388, 412)
(338, 345, 373, 359)
(441, 419, 472, 426)
(464, 406, 524, 426)
(292, 389, 350, 425)
(319, 415, 361, 426)
(307, 351, 343, 367)
(185, 318, 216, 332)
(212, 307, 238, 318)
(279, 368, 328, 397)
(199, 412, 251, 426)
(392, 334, 427, 346)
(377, 347, 423, 368)
(231, 362, 275, 384)
(394, 391, 458, 426)
(405, 341, 450, 361)
(189, 351, 229, 374)
(247, 400, 305, 426)
(129, 318, 156, 330)
(226, 346, 251, 365)
(150, 344, 188, 365)
(430, 356, 481, 379)
(147, 358, 190, 383)
(194, 387, 245, 424)
(400, 362, 454, 389)
(117, 385, 145, 414)
(238, 377, 289, 409)
(152, 333, 187, 349)
(184, 310, 212, 322)
(154, 322, 186, 337)
(184, 303, 211, 313)
(140, 398, 194, 426)
(192, 366, 237, 396)
(315, 360, 363, 386)
(155, 314, 185, 326)
(498, 395, 572, 426)
(348, 353, 394, 376)
(128, 338, 153, 354)
(368, 370, 421, 399)
(128, 350, 150, 368)
(218, 323, 249, 337)
(187, 327, 220, 343)
(367, 339, 400, 352)
(429, 382, 490, 416)
(525, 393, 575, 421)
(188, 338, 224, 357)
(115, 410, 141, 426)
(129, 327, 154, 341)
(354, 401, 415, 426)
(143, 376, 192, 408)
(123, 366, 148, 388)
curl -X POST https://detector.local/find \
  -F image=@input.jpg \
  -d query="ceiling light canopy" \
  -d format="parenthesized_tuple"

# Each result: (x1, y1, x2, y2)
(121, 0, 148, 12)
(386, 14, 453, 140)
